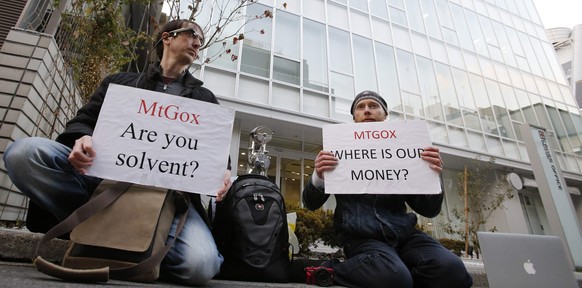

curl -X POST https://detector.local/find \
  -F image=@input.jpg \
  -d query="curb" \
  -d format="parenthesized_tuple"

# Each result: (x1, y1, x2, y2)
(0, 228, 493, 287)
(0, 228, 69, 263)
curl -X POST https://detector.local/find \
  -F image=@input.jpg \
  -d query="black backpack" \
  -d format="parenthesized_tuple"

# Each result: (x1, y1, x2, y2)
(211, 174, 291, 282)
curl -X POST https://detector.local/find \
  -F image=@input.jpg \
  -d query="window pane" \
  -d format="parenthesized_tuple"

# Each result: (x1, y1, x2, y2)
(303, 0, 325, 22)
(417, 56, 443, 121)
(273, 56, 300, 85)
(406, 0, 425, 33)
(353, 35, 377, 93)
(244, 4, 272, 50)
(329, 27, 352, 74)
(241, 3, 272, 77)
(467, 131, 487, 152)
(395, 49, 420, 94)
(240, 45, 270, 77)
(330, 72, 354, 100)
(420, 0, 441, 39)
(370, 0, 388, 19)
(303, 19, 328, 92)
(450, 4, 474, 51)
(328, 2, 349, 30)
(449, 126, 468, 148)
(274, 10, 300, 59)
(434, 63, 462, 125)
(375, 42, 402, 112)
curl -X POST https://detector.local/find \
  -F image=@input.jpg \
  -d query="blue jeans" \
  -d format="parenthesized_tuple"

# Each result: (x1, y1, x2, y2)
(4, 137, 223, 285)
(331, 231, 473, 288)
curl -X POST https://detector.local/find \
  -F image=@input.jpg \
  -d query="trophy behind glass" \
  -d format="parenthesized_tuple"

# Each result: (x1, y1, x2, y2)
(247, 126, 273, 176)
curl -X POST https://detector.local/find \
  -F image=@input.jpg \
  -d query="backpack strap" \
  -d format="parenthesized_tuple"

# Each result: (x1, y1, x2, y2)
(33, 182, 188, 282)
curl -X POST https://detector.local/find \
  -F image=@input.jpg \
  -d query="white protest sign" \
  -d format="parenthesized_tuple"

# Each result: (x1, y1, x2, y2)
(323, 120, 440, 195)
(86, 84, 235, 195)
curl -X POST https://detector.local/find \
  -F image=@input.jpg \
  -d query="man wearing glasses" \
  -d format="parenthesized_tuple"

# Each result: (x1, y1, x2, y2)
(3, 19, 231, 285)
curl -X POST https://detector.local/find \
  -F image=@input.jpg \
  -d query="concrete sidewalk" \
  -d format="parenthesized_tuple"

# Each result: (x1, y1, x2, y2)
(3, 227, 578, 288)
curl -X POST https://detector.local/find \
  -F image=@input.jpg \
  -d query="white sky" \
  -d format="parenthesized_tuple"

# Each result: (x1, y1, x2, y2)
(532, 0, 582, 29)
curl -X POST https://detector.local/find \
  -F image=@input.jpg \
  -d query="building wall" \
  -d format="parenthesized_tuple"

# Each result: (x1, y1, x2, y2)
(194, 0, 582, 240)
(0, 0, 580, 247)
(547, 25, 582, 108)
(0, 28, 82, 221)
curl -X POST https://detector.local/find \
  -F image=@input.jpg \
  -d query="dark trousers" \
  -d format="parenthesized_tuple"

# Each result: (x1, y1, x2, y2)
(330, 231, 473, 288)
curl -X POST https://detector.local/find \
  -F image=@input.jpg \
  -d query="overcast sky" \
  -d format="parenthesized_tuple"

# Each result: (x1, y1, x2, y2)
(532, 0, 581, 29)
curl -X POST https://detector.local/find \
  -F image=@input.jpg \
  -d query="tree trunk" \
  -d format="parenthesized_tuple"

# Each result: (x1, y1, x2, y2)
(464, 165, 469, 257)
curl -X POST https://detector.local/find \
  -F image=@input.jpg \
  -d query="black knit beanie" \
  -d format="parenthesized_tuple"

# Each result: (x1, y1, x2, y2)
(350, 90, 388, 116)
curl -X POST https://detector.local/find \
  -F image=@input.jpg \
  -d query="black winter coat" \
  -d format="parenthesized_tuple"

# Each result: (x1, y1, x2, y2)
(54, 65, 225, 225)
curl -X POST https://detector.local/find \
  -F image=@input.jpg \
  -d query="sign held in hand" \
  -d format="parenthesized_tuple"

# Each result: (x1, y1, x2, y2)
(322, 120, 440, 195)
(86, 84, 235, 196)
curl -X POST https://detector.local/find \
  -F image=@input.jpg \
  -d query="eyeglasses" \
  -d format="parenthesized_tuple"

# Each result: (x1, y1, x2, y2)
(168, 27, 205, 46)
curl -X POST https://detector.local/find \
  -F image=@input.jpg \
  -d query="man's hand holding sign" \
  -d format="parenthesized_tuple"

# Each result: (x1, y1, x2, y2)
(86, 84, 234, 196)
(300, 91, 472, 288)
(322, 120, 441, 194)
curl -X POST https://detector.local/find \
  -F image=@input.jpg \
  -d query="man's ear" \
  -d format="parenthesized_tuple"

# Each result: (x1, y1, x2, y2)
(161, 32, 171, 42)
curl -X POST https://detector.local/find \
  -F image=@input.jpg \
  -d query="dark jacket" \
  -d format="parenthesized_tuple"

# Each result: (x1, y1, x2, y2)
(55, 65, 227, 225)
(56, 65, 219, 147)
(302, 178, 443, 246)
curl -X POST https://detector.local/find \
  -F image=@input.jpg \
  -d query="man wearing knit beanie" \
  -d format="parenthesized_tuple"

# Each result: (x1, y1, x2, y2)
(350, 90, 388, 117)
(296, 91, 473, 287)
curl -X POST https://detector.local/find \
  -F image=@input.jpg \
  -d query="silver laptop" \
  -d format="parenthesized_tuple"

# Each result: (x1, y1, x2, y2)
(477, 232, 578, 288)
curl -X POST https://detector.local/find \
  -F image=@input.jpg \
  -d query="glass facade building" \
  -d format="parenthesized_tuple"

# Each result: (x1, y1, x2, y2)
(191, 0, 582, 239)
(0, 0, 580, 248)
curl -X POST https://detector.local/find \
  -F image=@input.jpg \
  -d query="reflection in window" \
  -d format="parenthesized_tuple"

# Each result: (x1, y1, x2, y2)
(486, 136, 504, 156)
(468, 73, 497, 135)
(390, 7, 407, 27)
(402, 92, 424, 117)
(486, 79, 514, 138)
(375, 42, 401, 112)
(517, 32, 542, 77)
(332, 97, 353, 122)
(492, 20, 516, 67)
(478, 15, 498, 46)
(241, 4, 272, 77)
(503, 140, 520, 160)
(501, 83, 525, 123)
(420, 0, 441, 39)
(451, 68, 476, 110)
(417, 56, 443, 121)
(515, 89, 538, 126)
(467, 131, 487, 153)
(303, 19, 328, 92)
(396, 49, 420, 94)
(370, 0, 388, 19)
(353, 35, 377, 93)
(350, 0, 367, 11)
(329, 27, 352, 75)
(547, 106, 570, 152)
(274, 9, 299, 59)
(303, 0, 325, 22)
(273, 56, 300, 85)
(434, 63, 461, 125)
(450, 4, 474, 51)
(448, 126, 468, 149)
(435, 0, 454, 28)
(560, 109, 580, 145)
(330, 72, 354, 100)
(406, 0, 425, 33)
(241, 45, 270, 77)
(465, 10, 488, 57)
(429, 122, 448, 144)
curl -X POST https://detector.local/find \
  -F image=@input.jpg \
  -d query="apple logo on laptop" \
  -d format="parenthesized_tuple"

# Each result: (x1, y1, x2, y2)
(523, 259, 536, 275)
